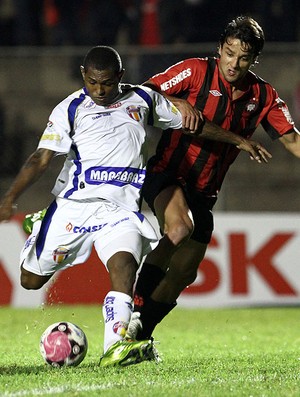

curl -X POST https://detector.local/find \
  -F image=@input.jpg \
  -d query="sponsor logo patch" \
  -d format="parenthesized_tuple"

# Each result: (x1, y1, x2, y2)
(276, 98, 293, 124)
(160, 68, 192, 91)
(104, 296, 115, 322)
(92, 112, 111, 120)
(65, 222, 108, 233)
(85, 166, 145, 188)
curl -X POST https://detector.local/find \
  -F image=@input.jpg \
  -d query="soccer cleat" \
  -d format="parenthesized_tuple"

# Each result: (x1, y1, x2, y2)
(22, 208, 47, 234)
(125, 312, 162, 363)
(151, 340, 162, 364)
(99, 339, 157, 367)
(125, 311, 143, 340)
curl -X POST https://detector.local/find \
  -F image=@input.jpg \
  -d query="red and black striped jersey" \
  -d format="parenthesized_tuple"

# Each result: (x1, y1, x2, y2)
(148, 57, 296, 197)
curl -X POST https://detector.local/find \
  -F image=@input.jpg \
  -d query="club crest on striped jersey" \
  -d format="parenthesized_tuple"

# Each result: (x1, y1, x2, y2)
(53, 246, 69, 263)
(126, 105, 141, 121)
(245, 99, 258, 113)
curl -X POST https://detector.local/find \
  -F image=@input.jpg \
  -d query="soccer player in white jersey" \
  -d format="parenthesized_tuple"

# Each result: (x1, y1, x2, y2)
(0, 46, 270, 367)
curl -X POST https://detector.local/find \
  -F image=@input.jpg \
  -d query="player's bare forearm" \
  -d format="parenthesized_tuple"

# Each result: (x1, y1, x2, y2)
(186, 120, 272, 163)
(0, 148, 54, 221)
(199, 119, 242, 144)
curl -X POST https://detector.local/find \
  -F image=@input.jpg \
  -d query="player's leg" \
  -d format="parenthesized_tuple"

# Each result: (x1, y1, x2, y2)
(107, 251, 139, 296)
(151, 239, 207, 303)
(134, 184, 194, 310)
(132, 240, 207, 340)
(132, 190, 214, 340)
(96, 226, 153, 350)
(97, 229, 158, 366)
(146, 184, 194, 262)
(102, 250, 139, 352)
(20, 266, 52, 289)
(100, 249, 156, 366)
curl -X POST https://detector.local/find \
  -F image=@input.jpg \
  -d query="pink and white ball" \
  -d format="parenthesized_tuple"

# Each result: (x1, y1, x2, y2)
(40, 322, 88, 367)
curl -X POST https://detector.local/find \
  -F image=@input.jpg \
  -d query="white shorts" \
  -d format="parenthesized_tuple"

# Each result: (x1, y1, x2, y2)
(21, 197, 159, 276)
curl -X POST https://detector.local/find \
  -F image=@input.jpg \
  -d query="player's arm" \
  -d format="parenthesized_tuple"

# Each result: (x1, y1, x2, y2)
(144, 79, 202, 132)
(278, 129, 300, 158)
(0, 148, 55, 222)
(186, 119, 272, 163)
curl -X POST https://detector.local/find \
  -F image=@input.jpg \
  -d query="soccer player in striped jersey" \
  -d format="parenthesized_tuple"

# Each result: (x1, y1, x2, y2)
(0, 45, 269, 366)
(130, 16, 300, 342)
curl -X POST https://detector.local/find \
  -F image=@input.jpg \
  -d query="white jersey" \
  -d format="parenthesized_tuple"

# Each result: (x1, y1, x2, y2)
(38, 84, 182, 211)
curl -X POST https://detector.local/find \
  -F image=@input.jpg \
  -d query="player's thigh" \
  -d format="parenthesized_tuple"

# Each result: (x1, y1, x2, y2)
(94, 209, 158, 268)
(21, 200, 94, 276)
(154, 185, 193, 233)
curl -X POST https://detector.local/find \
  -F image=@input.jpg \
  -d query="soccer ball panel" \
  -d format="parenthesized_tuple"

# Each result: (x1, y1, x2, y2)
(40, 321, 88, 367)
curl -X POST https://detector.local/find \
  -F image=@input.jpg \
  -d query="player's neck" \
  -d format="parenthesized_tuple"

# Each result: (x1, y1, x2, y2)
(231, 78, 248, 100)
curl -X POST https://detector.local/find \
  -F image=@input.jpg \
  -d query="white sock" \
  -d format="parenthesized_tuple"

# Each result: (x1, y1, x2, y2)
(102, 291, 133, 353)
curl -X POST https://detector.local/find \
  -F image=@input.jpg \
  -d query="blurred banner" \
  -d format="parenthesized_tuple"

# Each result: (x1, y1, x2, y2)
(1, 212, 300, 308)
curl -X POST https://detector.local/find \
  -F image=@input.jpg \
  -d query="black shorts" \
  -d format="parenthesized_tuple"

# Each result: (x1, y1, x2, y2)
(142, 171, 217, 244)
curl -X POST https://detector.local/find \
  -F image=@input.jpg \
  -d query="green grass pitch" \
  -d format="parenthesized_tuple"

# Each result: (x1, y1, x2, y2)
(0, 305, 299, 396)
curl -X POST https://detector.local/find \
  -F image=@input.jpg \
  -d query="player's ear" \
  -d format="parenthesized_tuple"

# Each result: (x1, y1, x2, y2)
(80, 65, 85, 80)
(118, 68, 125, 81)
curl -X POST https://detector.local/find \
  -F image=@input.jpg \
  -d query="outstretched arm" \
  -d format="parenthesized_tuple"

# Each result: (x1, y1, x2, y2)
(171, 100, 272, 163)
(194, 119, 272, 163)
(0, 148, 55, 222)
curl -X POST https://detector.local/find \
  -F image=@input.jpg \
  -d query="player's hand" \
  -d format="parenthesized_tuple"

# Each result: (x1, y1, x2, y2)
(0, 201, 16, 222)
(236, 139, 272, 163)
(170, 97, 203, 132)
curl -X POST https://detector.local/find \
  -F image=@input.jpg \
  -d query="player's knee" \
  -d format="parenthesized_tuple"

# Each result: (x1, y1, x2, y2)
(21, 278, 39, 290)
(20, 268, 50, 290)
(167, 221, 193, 246)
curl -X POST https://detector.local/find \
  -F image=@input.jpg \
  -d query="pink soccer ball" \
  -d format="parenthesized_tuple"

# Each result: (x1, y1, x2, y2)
(40, 322, 88, 367)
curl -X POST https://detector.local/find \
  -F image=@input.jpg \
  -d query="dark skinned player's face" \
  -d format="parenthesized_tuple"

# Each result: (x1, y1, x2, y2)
(81, 66, 124, 107)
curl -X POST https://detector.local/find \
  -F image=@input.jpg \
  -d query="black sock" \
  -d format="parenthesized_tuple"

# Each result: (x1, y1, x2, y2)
(134, 262, 166, 310)
(136, 298, 177, 339)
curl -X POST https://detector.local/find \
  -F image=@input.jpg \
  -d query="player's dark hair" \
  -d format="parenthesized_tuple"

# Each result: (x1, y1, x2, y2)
(82, 46, 123, 73)
(219, 15, 265, 58)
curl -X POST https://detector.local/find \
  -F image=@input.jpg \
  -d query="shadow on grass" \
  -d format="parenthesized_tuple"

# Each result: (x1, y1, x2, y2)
(0, 364, 49, 376)
(0, 362, 100, 376)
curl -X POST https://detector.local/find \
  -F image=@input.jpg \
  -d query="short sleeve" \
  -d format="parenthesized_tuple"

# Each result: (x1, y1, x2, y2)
(38, 102, 72, 153)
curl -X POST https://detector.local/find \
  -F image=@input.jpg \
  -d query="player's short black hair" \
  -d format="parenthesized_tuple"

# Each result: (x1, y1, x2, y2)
(82, 46, 123, 73)
(219, 15, 265, 58)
